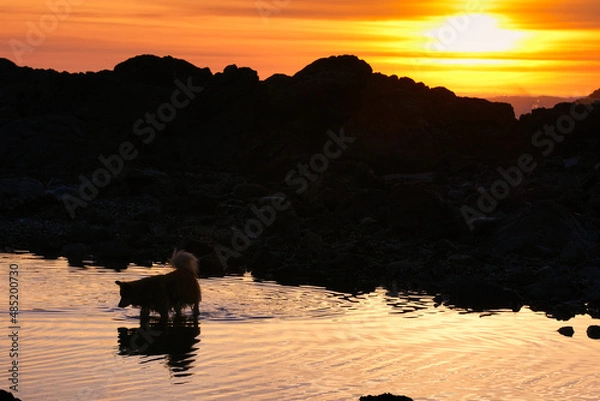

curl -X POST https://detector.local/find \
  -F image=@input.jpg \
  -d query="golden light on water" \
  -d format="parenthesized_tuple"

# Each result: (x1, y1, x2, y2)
(4, 255, 600, 401)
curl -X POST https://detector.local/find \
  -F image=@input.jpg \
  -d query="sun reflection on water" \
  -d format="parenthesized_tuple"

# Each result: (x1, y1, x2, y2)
(1, 254, 599, 401)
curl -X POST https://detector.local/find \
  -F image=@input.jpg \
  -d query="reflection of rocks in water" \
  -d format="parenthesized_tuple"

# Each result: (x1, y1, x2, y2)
(435, 277, 523, 313)
(383, 288, 432, 315)
(118, 319, 200, 376)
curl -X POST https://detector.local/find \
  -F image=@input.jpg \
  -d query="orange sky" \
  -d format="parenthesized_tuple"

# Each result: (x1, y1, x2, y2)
(2, 0, 600, 97)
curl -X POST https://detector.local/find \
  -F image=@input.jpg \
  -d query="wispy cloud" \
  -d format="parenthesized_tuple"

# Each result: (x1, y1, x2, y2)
(488, 0, 600, 29)
(1, 0, 599, 96)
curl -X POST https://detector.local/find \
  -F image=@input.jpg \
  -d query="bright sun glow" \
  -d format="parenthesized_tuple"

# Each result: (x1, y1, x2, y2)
(425, 14, 526, 53)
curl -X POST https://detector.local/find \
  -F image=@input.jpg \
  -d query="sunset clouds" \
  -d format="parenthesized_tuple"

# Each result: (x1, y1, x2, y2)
(2, 0, 599, 97)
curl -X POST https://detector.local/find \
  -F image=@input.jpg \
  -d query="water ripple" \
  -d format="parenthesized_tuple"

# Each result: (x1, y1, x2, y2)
(2, 253, 600, 401)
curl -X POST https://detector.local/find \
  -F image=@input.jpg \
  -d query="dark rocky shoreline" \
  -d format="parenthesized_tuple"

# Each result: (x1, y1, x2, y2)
(2, 54, 600, 321)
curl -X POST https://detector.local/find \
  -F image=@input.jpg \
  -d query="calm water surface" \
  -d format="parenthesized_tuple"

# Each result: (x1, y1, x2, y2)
(1, 253, 599, 401)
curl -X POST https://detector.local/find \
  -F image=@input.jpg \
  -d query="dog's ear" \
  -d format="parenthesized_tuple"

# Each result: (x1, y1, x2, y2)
(115, 280, 127, 287)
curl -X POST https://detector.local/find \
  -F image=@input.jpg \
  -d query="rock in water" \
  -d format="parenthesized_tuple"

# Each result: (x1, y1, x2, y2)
(557, 326, 575, 337)
(587, 325, 600, 339)
(359, 394, 413, 401)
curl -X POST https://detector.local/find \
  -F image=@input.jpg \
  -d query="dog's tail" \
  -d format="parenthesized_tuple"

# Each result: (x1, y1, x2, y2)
(170, 249, 199, 277)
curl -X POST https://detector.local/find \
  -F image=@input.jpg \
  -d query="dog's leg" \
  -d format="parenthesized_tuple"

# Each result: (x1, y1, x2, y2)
(174, 305, 182, 318)
(158, 307, 169, 324)
(173, 305, 183, 324)
(191, 302, 199, 327)
(140, 307, 150, 323)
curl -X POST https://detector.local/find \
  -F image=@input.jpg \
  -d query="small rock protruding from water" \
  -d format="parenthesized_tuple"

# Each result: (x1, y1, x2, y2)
(557, 326, 575, 337)
(587, 325, 600, 339)
(0, 390, 21, 401)
(359, 394, 413, 401)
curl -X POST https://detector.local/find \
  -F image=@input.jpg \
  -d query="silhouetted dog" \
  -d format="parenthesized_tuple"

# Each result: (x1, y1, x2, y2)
(116, 250, 201, 322)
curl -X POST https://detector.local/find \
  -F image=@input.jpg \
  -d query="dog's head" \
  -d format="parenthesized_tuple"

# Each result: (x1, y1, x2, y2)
(115, 280, 134, 308)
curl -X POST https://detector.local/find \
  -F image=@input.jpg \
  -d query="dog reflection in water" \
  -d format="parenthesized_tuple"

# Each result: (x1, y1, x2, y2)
(115, 250, 201, 324)
(118, 322, 200, 376)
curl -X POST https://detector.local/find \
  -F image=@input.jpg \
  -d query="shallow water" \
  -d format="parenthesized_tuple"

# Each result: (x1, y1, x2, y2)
(1, 253, 599, 401)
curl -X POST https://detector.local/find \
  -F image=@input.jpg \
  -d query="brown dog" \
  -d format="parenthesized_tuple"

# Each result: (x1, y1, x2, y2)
(116, 250, 201, 322)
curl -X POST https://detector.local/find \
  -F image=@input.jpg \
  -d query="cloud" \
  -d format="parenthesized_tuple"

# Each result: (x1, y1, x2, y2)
(489, 0, 600, 29)
(162, 0, 455, 20)
(2, 0, 599, 97)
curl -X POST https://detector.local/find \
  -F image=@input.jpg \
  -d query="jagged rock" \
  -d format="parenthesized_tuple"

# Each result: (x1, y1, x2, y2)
(560, 240, 587, 265)
(248, 249, 284, 279)
(359, 394, 413, 401)
(558, 326, 575, 337)
(0, 58, 18, 74)
(587, 89, 600, 101)
(439, 277, 523, 312)
(67, 223, 114, 244)
(587, 325, 600, 339)
(0, 390, 21, 401)
(232, 183, 269, 200)
(488, 201, 596, 258)
(197, 252, 227, 277)
(163, 192, 218, 215)
(120, 221, 153, 246)
(91, 239, 130, 266)
(177, 239, 214, 258)
(114, 54, 211, 86)
(387, 186, 455, 238)
(2, 54, 600, 321)
(62, 242, 88, 266)
(0, 177, 45, 212)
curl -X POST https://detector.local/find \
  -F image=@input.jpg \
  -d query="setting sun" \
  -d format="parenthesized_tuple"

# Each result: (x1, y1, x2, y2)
(2, 2, 600, 401)
(1, 0, 599, 96)
(424, 14, 526, 54)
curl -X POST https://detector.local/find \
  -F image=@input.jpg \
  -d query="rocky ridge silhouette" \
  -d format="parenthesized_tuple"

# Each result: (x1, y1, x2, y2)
(1, 54, 600, 319)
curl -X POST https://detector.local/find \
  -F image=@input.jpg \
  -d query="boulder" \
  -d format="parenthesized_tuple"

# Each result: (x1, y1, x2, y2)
(198, 252, 227, 277)
(248, 249, 283, 279)
(488, 201, 596, 258)
(439, 277, 523, 312)
(0, 390, 21, 401)
(587, 325, 600, 339)
(91, 239, 130, 267)
(0, 177, 45, 212)
(557, 326, 575, 337)
(387, 186, 456, 238)
(232, 183, 269, 201)
(359, 394, 413, 401)
(61, 242, 89, 266)
(113, 54, 211, 86)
